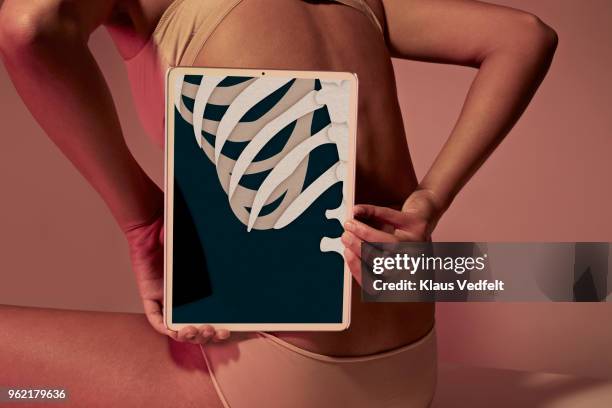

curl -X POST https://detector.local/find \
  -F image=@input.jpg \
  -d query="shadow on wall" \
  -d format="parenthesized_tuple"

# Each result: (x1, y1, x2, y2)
(573, 243, 610, 302)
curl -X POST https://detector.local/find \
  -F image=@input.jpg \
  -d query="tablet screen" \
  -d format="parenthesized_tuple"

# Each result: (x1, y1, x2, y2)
(165, 68, 355, 330)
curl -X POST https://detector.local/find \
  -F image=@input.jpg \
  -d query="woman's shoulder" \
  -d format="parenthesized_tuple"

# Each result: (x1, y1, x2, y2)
(105, 0, 171, 60)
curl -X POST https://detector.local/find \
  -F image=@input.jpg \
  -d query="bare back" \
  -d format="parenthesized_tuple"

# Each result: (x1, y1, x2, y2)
(114, 0, 434, 356)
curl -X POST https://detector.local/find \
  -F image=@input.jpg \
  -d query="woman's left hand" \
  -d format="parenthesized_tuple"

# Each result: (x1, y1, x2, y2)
(341, 189, 445, 285)
(125, 212, 231, 344)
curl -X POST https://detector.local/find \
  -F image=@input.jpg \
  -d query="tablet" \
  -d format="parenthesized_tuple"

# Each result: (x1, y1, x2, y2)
(164, 67, 357, 331)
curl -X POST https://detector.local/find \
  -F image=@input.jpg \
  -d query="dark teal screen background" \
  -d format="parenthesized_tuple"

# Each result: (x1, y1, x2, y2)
(171, 76, 346, 323)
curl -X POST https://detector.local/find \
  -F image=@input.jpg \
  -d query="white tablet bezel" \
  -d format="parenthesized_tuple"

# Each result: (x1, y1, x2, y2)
(164, 67, 357, 332)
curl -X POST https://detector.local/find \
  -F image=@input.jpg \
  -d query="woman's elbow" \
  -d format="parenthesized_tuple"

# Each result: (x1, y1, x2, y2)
(512, 13, 558, 60)
(0, 1, 82, 56)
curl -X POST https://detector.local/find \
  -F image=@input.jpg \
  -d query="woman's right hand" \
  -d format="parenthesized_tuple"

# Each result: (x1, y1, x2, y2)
(124, 212, 231, 345)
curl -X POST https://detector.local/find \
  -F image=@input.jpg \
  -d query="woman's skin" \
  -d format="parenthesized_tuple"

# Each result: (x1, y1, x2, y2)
(0, 0, 557, 405)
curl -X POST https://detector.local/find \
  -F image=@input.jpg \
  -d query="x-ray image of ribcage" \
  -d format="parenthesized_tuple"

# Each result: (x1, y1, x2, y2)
(174, 75, 350, 256)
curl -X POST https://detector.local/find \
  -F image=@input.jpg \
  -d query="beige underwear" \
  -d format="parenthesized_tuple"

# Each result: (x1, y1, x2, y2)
(201, 328, 437, 408)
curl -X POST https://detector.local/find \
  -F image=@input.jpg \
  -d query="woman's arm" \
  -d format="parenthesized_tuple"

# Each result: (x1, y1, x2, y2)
(342, 0, 557, 279)
(0, 0, 226, 343)
(0, 0, 161, 231)
(382, 0, 558, 211)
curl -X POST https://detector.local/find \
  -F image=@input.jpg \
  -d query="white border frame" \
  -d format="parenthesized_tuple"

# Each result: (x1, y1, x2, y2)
(164, 67, 357, 332)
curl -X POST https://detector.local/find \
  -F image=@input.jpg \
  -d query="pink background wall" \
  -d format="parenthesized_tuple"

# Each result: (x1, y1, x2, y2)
(0, 0, 610, 379)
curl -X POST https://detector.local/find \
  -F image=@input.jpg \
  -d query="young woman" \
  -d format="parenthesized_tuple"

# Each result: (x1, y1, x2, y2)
(0, 0, 556, 406)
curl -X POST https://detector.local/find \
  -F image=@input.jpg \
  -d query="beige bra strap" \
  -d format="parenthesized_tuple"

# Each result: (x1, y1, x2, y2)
(333, 0, 383, 34)
(180, 0, 245, 65)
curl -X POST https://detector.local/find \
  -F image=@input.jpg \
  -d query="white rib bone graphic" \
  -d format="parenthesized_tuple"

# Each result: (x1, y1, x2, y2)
(275, 162, 342, 230)
(177, 76, 314, 230)
(192, 76, 225, 148)
(215, 77, 292, 164)
(245, 124, 349, 231)
(176, 76, 350, 257)
(246, 125, 334, 230)
(228, 90, 322, 200)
